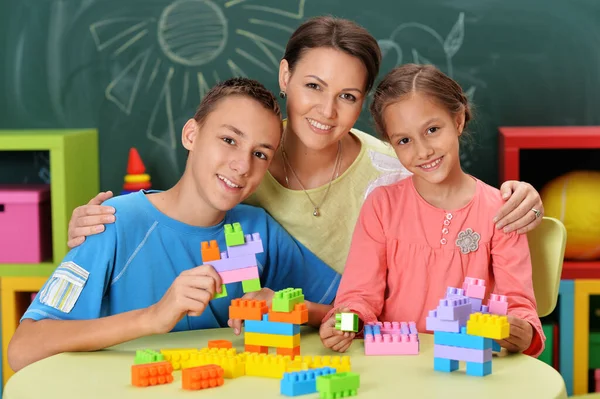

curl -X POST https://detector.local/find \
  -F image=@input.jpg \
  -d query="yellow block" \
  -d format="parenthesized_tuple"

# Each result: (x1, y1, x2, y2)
(466, 313, 510, 340)
(160, 348, 198, 370)
(286, 358, 309, 373)
(124, 173, 151, 183)
(244, 332, 300, 348)
(245, 353, 291, 378)
(297, 355, 352, 372)
(183, 352, 245, 378)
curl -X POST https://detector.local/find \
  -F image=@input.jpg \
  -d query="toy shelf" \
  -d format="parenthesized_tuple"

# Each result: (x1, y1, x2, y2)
(0, 129, 99, 384)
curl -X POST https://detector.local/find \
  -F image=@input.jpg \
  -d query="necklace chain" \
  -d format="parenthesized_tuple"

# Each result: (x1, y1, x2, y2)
(282, 139, 342, 217)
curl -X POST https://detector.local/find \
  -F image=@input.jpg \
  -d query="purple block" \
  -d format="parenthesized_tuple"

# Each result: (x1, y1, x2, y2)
(470, 297, 482, 312)
(205, 253, 257, 272)
(227, 233, 264, 257)
(436, 298, 472, 322)
(446, 287, 466, 298)
(480, 305, 489, 313)
(426, 310, 461, 333)
(434, 344, 492, 363)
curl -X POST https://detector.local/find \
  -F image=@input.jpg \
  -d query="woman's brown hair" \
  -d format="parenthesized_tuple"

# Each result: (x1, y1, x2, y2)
(282, 16, 381, 93)
(370, 63, 472, 141)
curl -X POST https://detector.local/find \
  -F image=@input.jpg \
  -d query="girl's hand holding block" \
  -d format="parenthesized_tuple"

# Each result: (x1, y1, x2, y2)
(496, 315, 534, 353)
(319, 307, 356, 353)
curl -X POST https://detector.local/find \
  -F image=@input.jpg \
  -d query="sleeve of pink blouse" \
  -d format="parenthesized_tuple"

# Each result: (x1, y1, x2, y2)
(491, 228, 545, 357)
(322, 188, 389, 325)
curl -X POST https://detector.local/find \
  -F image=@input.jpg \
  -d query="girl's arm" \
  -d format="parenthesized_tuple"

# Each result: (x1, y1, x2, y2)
(323, 188, 390, 324)
(491, 227, 544, 356)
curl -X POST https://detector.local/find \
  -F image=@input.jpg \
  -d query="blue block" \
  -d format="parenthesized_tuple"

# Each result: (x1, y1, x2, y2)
(434, 328, 492, 350)
(364, 324, 380, 336)
(244, 314, 300, 336)
(280, 367, 336, 396)
(466, 361, 492, 376)
(434, 357, 458, 372)
(492, 340, 501, 352)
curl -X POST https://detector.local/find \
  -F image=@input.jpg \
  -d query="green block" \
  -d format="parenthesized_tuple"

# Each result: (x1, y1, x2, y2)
(272, 288, 305, 312)
(135, 349, 164, 364)
(316, 372, 360, 398)
(242, 278, 261, 293)
(224, 222, 245, 247)
(335, 313, 359, 332)
(539, 324, 554, 366)
(213, 284, 228, 299)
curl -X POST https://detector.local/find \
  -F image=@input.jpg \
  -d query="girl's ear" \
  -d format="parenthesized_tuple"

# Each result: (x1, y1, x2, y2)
(456, 109, 466, 136)
(279, 59, 291, 94)
(182, 119, 199, 151)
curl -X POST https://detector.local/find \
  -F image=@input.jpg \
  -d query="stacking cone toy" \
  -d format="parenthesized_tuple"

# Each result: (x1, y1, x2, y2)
(121, 148, 152, 195)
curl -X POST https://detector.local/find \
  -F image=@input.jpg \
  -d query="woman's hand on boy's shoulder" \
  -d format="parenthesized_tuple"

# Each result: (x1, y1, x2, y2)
(68, 191, 116, 248)
(319, 308, 356, 353)
(227, 288, 275, 335)
(495, 315, 533, 353)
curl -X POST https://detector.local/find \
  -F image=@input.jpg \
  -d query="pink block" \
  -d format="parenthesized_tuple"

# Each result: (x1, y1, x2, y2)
(463, 277, 486, 299)
(227, 233, 264, 257)
(0, 185, 52, 263)
(488, 294, 508, 315)
(365, 333, 419, 355)
(434, 344, 492, 363)
(366, 321, 418, 335)
(206, 253, 257, 272)
(219, 266, 259, 284)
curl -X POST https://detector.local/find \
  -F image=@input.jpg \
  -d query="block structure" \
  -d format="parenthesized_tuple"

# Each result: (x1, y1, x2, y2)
(364, 321, 419, 355)
(280, 367, 336, 397)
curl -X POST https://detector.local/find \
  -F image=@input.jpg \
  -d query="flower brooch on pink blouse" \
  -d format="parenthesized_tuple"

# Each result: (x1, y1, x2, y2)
(456, 228, 480, 254)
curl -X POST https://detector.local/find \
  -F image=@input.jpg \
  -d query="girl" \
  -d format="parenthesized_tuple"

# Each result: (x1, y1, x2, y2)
(68, 17, 544, 275)
(319, 64, 543, 357)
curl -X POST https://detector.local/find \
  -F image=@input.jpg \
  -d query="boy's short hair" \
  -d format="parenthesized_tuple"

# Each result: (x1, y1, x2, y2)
(193, 77, 282, 132)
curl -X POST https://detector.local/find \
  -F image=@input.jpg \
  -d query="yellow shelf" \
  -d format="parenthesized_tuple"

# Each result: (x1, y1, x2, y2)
(0, 263, 56, 277)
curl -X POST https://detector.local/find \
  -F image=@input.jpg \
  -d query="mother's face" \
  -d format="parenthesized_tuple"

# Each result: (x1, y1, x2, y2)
(279, 47, 368, 151)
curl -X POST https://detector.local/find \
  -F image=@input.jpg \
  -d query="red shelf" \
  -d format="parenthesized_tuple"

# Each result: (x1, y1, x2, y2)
(561, 260, 600, 280)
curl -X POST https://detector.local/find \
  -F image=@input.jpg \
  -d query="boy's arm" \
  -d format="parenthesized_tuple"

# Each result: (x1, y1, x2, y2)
(322, 189, 388, 325)
(491, 228, 545, 357)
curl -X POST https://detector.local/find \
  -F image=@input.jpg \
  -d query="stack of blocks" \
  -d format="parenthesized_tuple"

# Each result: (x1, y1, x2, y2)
(201, 222, 264, 298)
(121, 148, 152, 195)
(364, 321, 419, 355)
(428, 277, 509, 376)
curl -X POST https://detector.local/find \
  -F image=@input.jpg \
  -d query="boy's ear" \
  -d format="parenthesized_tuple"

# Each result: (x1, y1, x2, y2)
(279, 59, 291, 94)
(182, 119, 199, 151)
(456, 110, 466, 136)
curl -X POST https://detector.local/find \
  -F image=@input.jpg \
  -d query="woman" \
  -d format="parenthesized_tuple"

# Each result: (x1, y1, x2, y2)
(67, 16, 544, 274)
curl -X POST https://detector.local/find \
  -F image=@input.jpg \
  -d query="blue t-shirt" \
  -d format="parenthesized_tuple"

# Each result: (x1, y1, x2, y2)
(22, 191, 341, 331)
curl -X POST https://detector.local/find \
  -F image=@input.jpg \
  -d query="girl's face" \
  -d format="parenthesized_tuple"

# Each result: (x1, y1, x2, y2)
(383, 92, 465, 186)
(279, 47, 367, 150)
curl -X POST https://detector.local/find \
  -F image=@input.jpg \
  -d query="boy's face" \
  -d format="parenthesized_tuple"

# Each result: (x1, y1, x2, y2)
(183, 95, 282, 212)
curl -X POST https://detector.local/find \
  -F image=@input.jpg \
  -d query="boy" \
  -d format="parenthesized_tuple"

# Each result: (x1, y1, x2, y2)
(8, 78, 340, 372)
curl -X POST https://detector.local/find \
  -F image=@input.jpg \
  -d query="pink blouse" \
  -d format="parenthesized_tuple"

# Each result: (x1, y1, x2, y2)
(327, 177, 544, 356)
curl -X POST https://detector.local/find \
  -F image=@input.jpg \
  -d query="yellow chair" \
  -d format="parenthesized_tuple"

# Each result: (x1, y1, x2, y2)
(527, 216, 567, 317)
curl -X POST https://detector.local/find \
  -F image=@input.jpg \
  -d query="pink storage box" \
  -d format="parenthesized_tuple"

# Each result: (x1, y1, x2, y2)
(0, 185, 52, 263)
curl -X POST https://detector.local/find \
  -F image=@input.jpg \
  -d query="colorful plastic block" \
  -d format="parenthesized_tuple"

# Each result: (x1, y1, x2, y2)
(242, 278, 262, 293)
(229, 299, 269, 321)
(335, 313, 359, 332)
(182, 364, 224, 390)
(316, 372, 360, 399)
(135, 349, 164, 364)
(219, 266, 259, 284)
(269, 303, 309, 324)
(433, 328, 492, 350)
(466, 361, 492, 376)
(160, 348, 198, 370)
(434, 344, 492, 363)
(245, 344, 269, 354)
(436, 297, 472, 322)
(364, 332, 419, 355)
(182, 349, 245, 378)
(469, 297, 483, 312)
(466, 313, 510, 340)
(213, 284, 228, 299)
(244, 314, 301, 336)
(225, 222, 245, 246)
(227, 233, 264, 257)
(245, 332, 301, 348)
(131, 361, 174, 387)
(201, 240, 220, 263)
(272, 288, 305, 312)
(463, 277, 486, 299)
(207, 253, 257, 272)
(278, 346, 301, 357)
(488, 294, 509, 315)
(446, 287, 466, 298)
(434, 357, 459, 372)
(297, 356, 352, 372)
(426, 309, 462, 333)
(245, 353, 291, 378)
(281, 367, 336, 397)
(208, 340, 232, 349)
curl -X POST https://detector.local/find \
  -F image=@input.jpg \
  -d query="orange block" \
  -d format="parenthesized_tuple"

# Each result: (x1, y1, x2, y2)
(268, 303, 309, 324)
(123, 181, 152, 191)
(208, 340, 232, 349)
(182, 364, 224, 390)
(245, 344, 269, 354)
(127, 148, 146, 174)
(277, 346, 300, 357)
(201, 240, 221, 263)
(131, 361, 174, 387)
(229, 299, 268, 321)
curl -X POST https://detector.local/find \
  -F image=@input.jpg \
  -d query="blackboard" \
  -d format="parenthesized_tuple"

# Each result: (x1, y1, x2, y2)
(1, 0, 599, 192)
